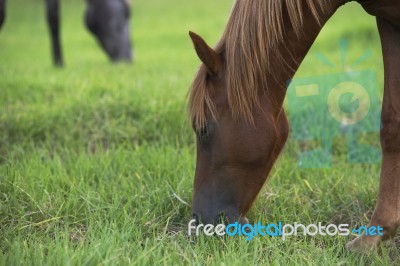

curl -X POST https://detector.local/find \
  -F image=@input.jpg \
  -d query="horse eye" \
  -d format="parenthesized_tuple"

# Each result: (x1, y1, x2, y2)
(198, 126, 210, 143)
(199, 126, 207, 136)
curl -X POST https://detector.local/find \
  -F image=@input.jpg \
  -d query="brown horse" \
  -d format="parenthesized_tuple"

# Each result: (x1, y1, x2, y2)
(188, 0, 400, 250)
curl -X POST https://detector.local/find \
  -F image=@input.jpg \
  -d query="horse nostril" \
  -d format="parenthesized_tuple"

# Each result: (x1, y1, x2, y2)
(192, 213, 199, 225)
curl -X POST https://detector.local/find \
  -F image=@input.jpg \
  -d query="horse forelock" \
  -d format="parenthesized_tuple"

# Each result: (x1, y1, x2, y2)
(189, 0, 325, 129)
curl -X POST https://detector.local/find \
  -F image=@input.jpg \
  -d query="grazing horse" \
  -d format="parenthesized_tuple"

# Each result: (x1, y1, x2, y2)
(0, 0, 132, 66)
(188, 0, 400, 250)
(85, 0, 133, 63)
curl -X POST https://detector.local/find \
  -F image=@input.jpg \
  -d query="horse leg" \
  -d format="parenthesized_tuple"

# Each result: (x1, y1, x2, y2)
(0, 0, 6, 29)
(45, 0, 63, 66)
(348, 17, 400, 250)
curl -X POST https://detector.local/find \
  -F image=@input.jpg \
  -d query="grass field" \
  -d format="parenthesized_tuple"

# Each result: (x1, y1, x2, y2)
(1, 0, 399, 265)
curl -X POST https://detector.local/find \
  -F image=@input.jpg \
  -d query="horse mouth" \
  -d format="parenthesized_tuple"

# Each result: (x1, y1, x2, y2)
(192, 212, 248, 226)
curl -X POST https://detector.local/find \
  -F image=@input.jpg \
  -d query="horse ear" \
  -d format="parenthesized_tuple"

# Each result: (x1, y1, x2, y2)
(189, 31, 221, 75)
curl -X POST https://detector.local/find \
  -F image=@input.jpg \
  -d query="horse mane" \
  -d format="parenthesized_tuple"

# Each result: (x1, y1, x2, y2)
(189, 0, 325, 129)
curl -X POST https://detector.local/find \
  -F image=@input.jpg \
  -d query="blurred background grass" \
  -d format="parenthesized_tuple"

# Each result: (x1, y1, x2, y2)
(1, 0, 397, 265)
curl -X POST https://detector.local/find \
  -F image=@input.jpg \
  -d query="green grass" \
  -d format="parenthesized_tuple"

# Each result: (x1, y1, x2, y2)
(0, 0, 398, 265)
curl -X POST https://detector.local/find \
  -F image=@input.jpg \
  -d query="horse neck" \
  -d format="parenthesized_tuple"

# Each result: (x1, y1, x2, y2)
(267, 0, 348, 112)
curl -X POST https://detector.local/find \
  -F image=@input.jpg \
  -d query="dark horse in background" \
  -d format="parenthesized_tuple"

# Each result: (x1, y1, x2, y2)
(189, 0, 400, 250)
(0, 0, 133, 66)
